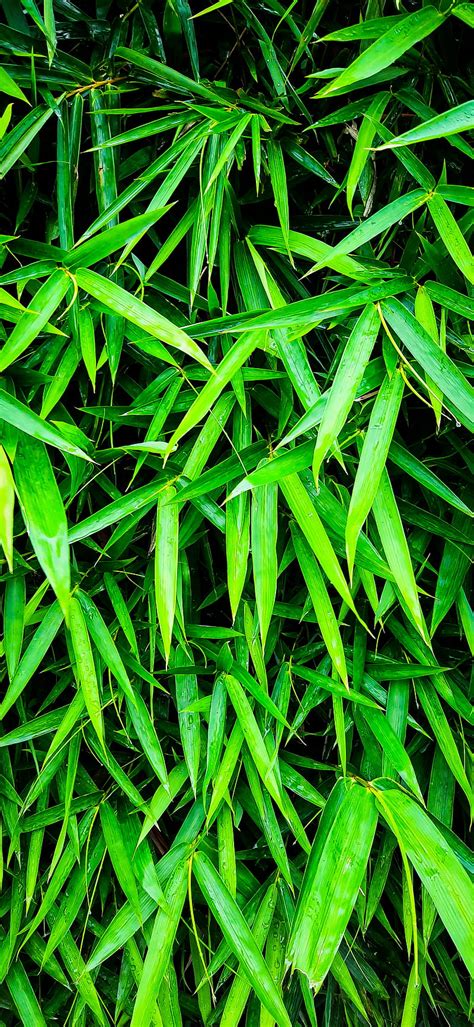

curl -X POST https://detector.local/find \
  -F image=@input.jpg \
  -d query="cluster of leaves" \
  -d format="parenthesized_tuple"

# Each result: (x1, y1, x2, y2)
(0, 0, 473, 1023)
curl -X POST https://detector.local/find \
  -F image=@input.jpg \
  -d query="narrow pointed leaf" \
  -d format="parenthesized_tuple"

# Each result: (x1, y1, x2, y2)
(193, 851, 292, 1027)
(288, 779, 378, 989)
(155, 486, 179, 665)
(14, 436, 70, 619)
(346, 369, 404, 579)
(377, 788, 474, 976)
(312, 304, 380, 484)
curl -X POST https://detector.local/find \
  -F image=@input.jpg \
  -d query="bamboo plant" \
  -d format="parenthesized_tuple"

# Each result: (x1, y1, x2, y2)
(0, 0, 473, 1024)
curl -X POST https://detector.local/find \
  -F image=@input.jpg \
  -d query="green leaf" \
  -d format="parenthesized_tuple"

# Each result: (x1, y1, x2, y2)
(69, 480, 166, 543)
(424, 280, 474, 320)
(431, 523, 471, 636)
(205, 114, 252, 193)
(0, 445, 14, 571)
(220, 880, 278, 1025)
(288, 778, 378, 989)
(155, 485, 179, 665)
(69, 596, 104, 749)
(175, 644, 200, 794)
(251, 477, 278, 648)
(130, 857, 188, 1027)
(280, 473, 358, 616)
(0, 68, 29, 104)
(3, 572, 25, 679)
(427, 192, 474, 284)
(127, 689, 169, 789)
(65, 209, 173, 268)
(5, 952, 47, 1027)
(319, 15, 405, 43)
(14, 436, 70, 619)
(346, 93, 390, 217)
(378, 101, 474, 148)
(0, 602, 63, 719)
(0, 270, 69, 372)
(224, 673, 283, 811)
(193, 851, 292, 1027)
(372, 468, 427, 641)
(312, 190, 427, 267)
(315, 7, 445, 98)
(0, 105, 53, 178)
(100, 802, 142, 919)
(116, 46, 229, 105)
(164, 332, 264, 458)
(312, 304, 380, 485)
(75, 267, 211, 369)
(453, 2, 474, 27)
(381, 298, 474, 429)
(0, 389, 91, 460)
(363, 708, 423, 801)
(415, 681, 473, 809)
(346, 369, 404, 580)
(377, 788, 474, 976)
(391, 441, 472, 520)
(267, 137, 291, 257)
(292, 523, 348, 687)
(76, 589, 136, 704)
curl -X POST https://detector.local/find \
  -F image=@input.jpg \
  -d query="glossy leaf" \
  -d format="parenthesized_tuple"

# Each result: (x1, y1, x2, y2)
(346, 369, 404, 580)
(288, 779, 378, 989)
(14, 436, 70, 618)
(193, 851, 292, 1027)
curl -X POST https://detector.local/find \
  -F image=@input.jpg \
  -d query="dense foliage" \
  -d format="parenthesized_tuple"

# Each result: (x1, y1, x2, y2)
(0, 0, 473, 1023)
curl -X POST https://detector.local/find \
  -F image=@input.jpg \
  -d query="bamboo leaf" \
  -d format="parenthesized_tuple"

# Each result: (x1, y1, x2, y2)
(175, 644, 200, 794)
(100, 802, 142, 918)
(251, 477, 278, 648)
(193, 851, 292, 1027)
(0, 389, 91, 460)
(267, 137, 291, 256)
(346, 369, 404, 580)
(377, 788, 474, 976)
(0, 67, 29, 104)
(346, 93, 390, 217)
(224, 673, 284, 811)
(427, 192, 474, 283)
(313, 190, 427, 267)
(164, 332, 264, 458)
(0, 445, 14, 571)
(0, 270, 69, 372)
(381, 298, 474, 429)
(372, 468, 427, 641)
(288, 778, 378, 989)
(14, 436, 70, 619)
(378, 101, 474, 148)
(315, 7, 445, 98)
(130, 857, 188, 1027)
(312, 304, 380, 485)
(280, 473, 358, 615)
(75, 268, 211, 369)
(292, 523, 348, 687)
(69, 596, 104, 749)
(155, 485, 179, 665)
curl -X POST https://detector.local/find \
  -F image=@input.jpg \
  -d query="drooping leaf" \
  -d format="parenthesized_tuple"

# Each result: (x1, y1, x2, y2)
(288, 779, 378, 989)
(193, 851, 292, 1027)
(346, 369, 404, 580)
(377, 788, 474, 976)
(14, 436, 70, 619)
(155, 485, 179, 666)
